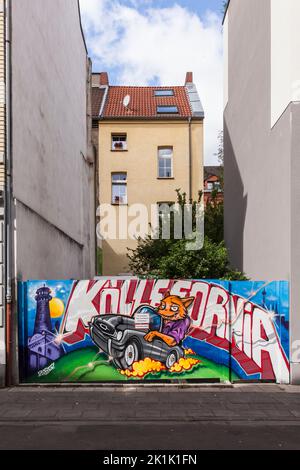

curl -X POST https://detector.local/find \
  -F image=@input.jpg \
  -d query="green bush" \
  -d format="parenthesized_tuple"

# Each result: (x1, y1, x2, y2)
(128, 189, 247, 280)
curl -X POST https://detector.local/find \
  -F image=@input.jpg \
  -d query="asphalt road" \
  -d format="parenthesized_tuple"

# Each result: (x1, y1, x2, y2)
(1, 384, 300, 450)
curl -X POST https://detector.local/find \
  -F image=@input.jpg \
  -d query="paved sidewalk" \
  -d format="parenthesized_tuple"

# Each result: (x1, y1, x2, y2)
(0, 384, 300, 449)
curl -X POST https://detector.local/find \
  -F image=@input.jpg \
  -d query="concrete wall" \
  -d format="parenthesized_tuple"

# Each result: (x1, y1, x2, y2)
(271, 0, 300, 127)
(290, 103, 300, 382)
(224, 0, 291, 280)
(224, 0, 300, 382)
(11, 0, 95, 281)
(99, 119, 203, 275)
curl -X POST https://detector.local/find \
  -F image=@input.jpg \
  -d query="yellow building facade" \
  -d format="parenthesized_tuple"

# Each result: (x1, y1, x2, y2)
(96, 73, 204, 275)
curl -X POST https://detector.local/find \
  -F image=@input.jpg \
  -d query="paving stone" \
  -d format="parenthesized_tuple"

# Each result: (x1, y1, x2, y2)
(263, 409, 294, 418)
(81, 409, 111, 419)
(56, 410, 84, 419)
(187, 409, 215, 417)
(2, 409, 32, 418)
(27, 409, 59, 419)
(0, 386, 299, 425)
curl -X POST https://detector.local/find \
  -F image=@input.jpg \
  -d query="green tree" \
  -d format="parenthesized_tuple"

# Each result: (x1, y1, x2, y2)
(204, 191, 224, 244)
(128, 189, 247, 280)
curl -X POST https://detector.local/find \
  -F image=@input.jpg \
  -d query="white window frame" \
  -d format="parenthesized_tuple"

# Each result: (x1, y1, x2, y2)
(111, 134, 127, 151)
(158, 147, 173, 179)
(111, 172, 128, 205)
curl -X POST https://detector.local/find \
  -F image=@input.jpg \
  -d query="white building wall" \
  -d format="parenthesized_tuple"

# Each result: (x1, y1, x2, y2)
(223, 14, 229, 109)
(11, 0, 95, 280)
(271, 0, 300, 126)
(0, 0, 96, 385)
(224, 0, 300, 383)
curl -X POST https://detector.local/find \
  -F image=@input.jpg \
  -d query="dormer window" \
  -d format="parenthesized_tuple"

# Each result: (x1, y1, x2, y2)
(157, 106, 179, 114)
(154, 89, 174, 97)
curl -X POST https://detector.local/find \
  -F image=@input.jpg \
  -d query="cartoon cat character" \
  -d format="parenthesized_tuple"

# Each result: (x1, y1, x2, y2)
(144, 291, 194, 347)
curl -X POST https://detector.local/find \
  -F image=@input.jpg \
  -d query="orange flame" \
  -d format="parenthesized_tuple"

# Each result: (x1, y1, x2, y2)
(119, 352, 201, 379)
(169, 357, 201, 373)
(184, 348, 196, 355)
(120, 357, 165, 378)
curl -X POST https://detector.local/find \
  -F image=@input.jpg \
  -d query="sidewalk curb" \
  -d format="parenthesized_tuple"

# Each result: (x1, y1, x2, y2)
(1, 383, 299, 393)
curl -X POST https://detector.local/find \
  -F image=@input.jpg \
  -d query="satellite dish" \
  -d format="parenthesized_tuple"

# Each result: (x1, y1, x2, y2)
(123, 95, 131, 108)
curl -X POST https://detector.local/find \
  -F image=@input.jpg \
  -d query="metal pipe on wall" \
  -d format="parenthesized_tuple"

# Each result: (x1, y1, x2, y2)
(188, 117, 192, 201)
(5, 0, 13, 386)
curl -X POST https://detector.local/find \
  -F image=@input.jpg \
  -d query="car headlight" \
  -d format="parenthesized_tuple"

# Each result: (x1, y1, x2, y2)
(116, 330, 123, 341)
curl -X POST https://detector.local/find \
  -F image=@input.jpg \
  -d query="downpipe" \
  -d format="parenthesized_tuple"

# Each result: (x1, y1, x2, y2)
(188, 117, 192, 201)
(5, 0, 13, 386)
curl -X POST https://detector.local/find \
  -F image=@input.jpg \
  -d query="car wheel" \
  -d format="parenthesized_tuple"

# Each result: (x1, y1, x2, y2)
(119, 340, 140, 370)
(166, 351, 178, 369)
(112, 358, 122, 370)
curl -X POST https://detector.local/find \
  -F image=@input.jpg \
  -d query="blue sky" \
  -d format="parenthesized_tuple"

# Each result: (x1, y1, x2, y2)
(80, 0, 224, 164)
(118, 0, 225, 18)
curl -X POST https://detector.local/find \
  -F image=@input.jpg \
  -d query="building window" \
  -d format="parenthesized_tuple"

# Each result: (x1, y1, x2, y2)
(207, 181, 221, 191)
(154, 89, 174, 97)
(112, 134, 127, 151)
(158, 147, 173, 178)
(112, 173, 127, 205)
(157, 106, 179, 114)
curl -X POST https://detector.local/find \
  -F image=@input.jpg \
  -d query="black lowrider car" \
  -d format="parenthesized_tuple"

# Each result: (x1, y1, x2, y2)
(89, 305, 185, 370)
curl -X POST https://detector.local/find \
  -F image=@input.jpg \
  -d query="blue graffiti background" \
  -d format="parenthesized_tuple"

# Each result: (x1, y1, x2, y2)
(19, 279, 289, 382)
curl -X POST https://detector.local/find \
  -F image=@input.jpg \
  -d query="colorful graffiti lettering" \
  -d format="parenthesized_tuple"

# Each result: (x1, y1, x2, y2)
(18, 279, 290, 384)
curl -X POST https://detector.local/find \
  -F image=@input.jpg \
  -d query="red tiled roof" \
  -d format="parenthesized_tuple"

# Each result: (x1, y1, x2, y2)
(204, 166, 223, 180)
(92, 87, 105, 118)
(102, 86, 192, 119)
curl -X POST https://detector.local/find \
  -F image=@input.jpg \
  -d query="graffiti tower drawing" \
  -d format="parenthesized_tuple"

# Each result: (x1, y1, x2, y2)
(33, 286, 52, 334)
(27, 286, 64, 374)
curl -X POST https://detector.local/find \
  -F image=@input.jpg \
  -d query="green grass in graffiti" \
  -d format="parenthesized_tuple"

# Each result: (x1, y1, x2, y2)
(26, 347, 238, 383)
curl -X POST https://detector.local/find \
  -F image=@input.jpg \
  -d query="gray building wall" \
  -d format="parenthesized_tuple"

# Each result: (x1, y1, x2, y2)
(224, 0, 300, 382)
(11, 0, 95, 281)
(290, 103, 300, 382)
(0, 0, 96, 386)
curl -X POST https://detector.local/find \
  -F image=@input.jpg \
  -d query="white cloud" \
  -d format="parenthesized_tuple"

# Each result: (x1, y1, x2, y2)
(80, 0, 223, 164)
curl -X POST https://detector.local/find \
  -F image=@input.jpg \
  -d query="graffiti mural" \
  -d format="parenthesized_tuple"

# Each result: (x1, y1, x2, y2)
(18, 279, 290, 383)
